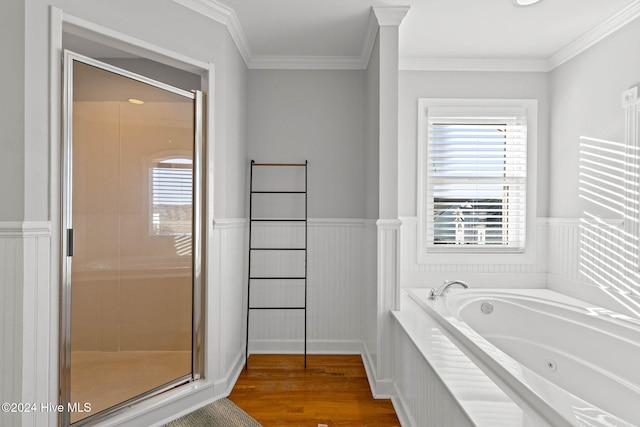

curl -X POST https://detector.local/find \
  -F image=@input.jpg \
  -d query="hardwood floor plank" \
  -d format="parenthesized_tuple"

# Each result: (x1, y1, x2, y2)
(229, 355, 400, 426)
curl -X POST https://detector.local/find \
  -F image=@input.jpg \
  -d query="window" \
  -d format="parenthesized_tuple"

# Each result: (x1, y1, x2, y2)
(418, 99, 536, 257)
(150, 157, 193, 235)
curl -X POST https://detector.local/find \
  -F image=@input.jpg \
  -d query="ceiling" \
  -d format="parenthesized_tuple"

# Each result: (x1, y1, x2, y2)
(212, 0, 640, 70)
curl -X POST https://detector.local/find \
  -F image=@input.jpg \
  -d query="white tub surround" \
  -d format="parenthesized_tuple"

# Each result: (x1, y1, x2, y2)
(404, 288, 638, 427)
(392, 293, 539, 427)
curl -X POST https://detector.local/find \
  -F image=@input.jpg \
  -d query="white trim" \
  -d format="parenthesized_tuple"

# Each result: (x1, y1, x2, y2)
(212, 351, 246, 398)
(399, 57, 549, 72)
(376, 218, 402, 229)
(244, 218, 377, 227)
(309, 218, 373, 227)
(248, 55, 366, 70)
(372, 6, 411, 27)
(416, 98, 538, 265)
(361, 9, 380, 69)
(172, 0, 252, 66)
(361, 342, 395, 399)
(62, 13, 209, 74)
(548, 0, 640, 70)
(0, 221, 52, 237)
(169, 0, 640, 72)
(248, 340, 364, 355)
(170, 2, 410, 70)
(212, 218, 247, 229)
(544, 217, 624, 227)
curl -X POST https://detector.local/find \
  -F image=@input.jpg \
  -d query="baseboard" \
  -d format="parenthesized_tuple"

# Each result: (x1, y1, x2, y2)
(214, 348, 244, 398)
(213, 350, 246, 397)
(361, 341, 394, 399)
(248, 339, 364, 355)
(391, 381, 416, 427)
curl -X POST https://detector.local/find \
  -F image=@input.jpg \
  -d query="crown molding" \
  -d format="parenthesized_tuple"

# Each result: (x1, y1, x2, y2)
(372, 6, 411, 26)
(172, 0, 252, 66)
(174, 0, 640, 72)
(360, 9, 380, 68)
(547, 0, 640, 70)
(399, 57, 550, 72)
(249, 55, 366, 70)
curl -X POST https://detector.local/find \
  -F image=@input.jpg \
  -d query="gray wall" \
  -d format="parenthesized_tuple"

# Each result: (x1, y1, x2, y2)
(248, 69, 367, 219)
(549, 17, 640, 219)
(546, 15, 640, 307)
(0, 0, 25, 221)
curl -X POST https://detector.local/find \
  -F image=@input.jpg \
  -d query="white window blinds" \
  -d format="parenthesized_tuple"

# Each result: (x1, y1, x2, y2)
(426, 106, 527, 250)
(151, 158, 193, 235)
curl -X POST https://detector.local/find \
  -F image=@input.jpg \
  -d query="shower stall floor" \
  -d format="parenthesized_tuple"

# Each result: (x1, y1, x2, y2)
(70, 350, 191, 423)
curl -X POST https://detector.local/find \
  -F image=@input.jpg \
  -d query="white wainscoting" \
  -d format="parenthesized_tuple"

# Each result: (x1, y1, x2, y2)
(400, 217, 548, 288)
(362, 220, 379, 389)
(546, 218, 640, 316)
(208, 219, 247, 395)
(546, 218, 586, 282)
(247, 219, 371, 354)
(370, 219, 401, 396)
(0, 221, 53, 427)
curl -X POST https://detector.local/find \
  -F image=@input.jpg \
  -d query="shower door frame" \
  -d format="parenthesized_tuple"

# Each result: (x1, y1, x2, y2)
(60, 50, 206, 426)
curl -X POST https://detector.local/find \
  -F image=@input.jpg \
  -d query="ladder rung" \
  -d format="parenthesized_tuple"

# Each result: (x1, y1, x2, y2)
(249, 306, 306, 310)
(250, 248, 306, 251)
(250, 277, 306, 280)
(251, 219, 306, 222)
(251, 191, 306, 194)
(252, 163, 306, 167)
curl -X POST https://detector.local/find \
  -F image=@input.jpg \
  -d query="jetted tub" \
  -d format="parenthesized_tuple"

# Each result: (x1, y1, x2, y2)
(406, 288, 640, 427)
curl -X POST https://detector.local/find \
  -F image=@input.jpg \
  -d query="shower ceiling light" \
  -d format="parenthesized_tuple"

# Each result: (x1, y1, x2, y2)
(512, 0, 543, 6)
(128, 98, 145, 105)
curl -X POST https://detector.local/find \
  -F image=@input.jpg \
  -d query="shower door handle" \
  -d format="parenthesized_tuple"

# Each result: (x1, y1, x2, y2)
(67, 228, 74, 257)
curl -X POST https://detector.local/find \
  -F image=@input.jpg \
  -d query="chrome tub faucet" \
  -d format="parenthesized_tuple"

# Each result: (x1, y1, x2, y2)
(428, 280, 470, 299)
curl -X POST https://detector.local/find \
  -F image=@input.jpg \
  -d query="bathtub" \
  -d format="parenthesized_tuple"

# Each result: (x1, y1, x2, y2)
(405, 288, 639, 427)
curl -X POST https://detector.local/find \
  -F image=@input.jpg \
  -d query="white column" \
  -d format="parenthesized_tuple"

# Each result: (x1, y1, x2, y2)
(372, 5, 409, 392)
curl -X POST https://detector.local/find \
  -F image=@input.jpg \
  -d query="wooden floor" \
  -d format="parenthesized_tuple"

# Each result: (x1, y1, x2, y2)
(229, 354, 400, 427)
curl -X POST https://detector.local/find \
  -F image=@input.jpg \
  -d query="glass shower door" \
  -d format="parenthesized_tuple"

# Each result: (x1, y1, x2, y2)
(61, 53, 203, 425)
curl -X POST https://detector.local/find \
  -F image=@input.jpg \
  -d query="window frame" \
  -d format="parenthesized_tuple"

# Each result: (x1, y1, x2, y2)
(417, 98, 538, 265)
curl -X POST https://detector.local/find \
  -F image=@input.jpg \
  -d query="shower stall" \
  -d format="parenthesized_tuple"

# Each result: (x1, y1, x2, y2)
(60, 52, 204, 425)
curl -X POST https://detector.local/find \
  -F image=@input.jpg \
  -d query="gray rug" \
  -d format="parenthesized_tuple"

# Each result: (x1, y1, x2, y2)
(163, 398, 261, 427)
